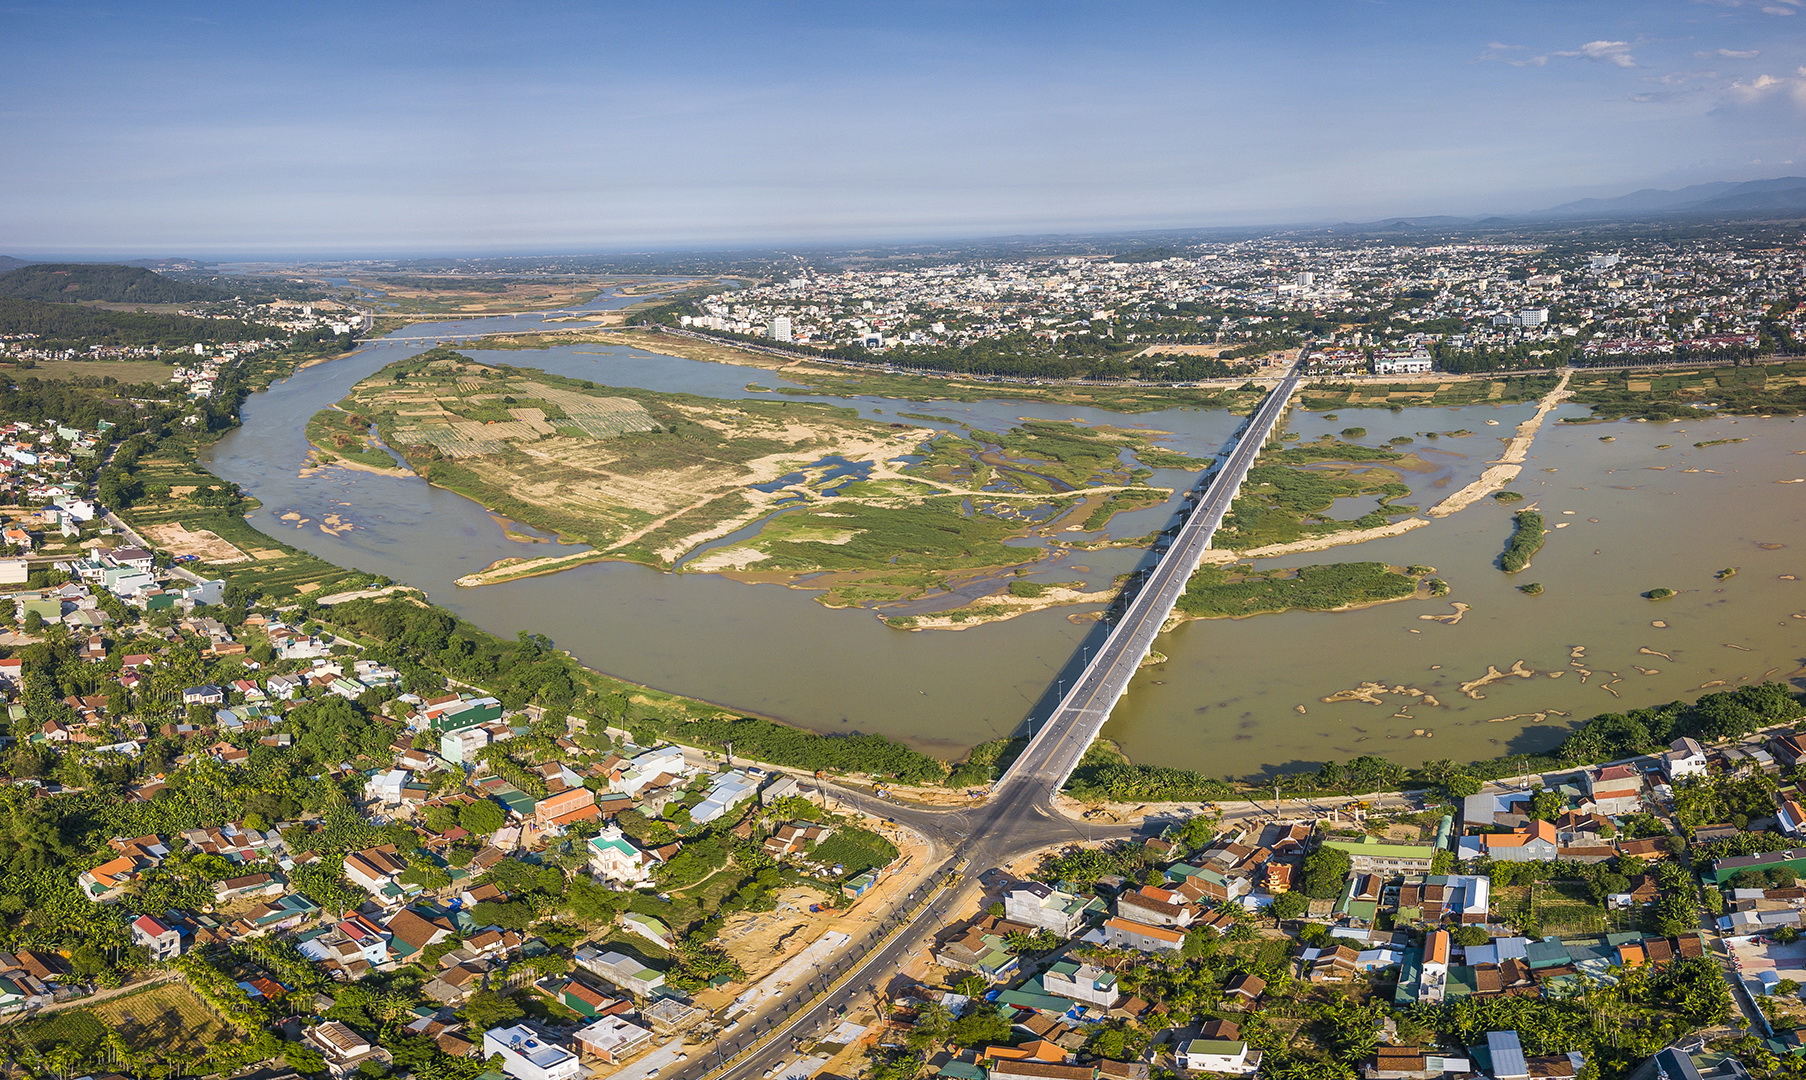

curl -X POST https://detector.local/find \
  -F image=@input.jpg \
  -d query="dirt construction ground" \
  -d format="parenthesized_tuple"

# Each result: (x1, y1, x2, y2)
(140, 522, 249, 563)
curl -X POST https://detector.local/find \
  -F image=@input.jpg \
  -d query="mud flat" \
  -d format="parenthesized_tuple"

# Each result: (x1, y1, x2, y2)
(1426, 369, 1574, 518)
(1458, 660, 1537, 699)
(1201, 518, 1430, 563)
(884, 585, 1117, 631)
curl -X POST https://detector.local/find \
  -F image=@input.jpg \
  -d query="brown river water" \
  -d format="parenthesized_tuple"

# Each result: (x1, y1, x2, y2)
(206, 299, 1805, 777)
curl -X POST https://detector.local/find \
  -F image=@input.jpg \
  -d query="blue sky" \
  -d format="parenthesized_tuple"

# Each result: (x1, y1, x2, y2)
(2, 0, 1802, 256)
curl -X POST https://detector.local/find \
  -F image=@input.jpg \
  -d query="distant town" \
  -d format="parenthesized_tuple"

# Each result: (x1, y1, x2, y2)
(669, 239, 1795, 377)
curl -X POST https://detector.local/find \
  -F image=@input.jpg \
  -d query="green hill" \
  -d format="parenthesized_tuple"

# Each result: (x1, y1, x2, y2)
(0, 263, 227, 304)
(0, 297, 272, 348)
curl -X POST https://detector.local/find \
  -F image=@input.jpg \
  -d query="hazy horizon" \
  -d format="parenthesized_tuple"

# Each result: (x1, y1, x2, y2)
(4, 0, 1802, 256)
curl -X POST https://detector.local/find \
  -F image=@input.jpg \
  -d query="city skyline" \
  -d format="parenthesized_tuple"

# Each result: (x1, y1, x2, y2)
(3, 0, 1803, 255)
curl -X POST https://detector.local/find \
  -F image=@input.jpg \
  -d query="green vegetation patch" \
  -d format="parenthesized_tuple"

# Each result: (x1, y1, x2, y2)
(1499, 509, 1546, 573)
(1216, 440, 1413, 549)
(1298, 373, 1560, 410)
(809, 825, 899, 880)
(1177, 561, 1423, 619)
(0, 263, 227, 304)
(305, 406, 402, 470)
(1569, 360, 1806, 419)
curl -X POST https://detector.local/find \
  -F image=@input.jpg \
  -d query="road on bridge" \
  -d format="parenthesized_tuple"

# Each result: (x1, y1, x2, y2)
(674, 366, 1305, 1080)
(999, 359, 1303, 794)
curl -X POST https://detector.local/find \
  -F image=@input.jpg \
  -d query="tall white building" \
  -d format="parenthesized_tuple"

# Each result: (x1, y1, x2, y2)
(768, 315, 793, 342)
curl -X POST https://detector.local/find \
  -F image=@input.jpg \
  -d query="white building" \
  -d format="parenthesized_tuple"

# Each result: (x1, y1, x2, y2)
(1661, 737, 1708, 781)
(1179, 1039, 1262, 1075)
(587, 825, 659, 887)
(1041, 960, 1121, 1009)
(1372, 351, 1433, 376)
(691, 769, 760, 824)
(482, 1024, 581, 1080)
(573, 1014, 654, 1063)
(768, 315, 793, 342)
(1003, 882, 1099, 937)
(612, 746, 689, 797)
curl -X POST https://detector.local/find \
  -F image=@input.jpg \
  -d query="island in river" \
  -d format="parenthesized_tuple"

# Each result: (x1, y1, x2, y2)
(308, 347, 1208, 622)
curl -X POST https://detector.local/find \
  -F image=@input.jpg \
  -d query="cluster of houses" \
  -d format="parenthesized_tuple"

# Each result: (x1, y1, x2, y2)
(893, 727, 1806, 1080)
(26, 555, 906, 1078)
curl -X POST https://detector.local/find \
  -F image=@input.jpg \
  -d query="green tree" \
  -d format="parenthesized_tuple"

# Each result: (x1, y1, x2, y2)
(458, 990, 523, 1031)
(1300, 845, 1352, 899)
(458, 799, 506, 836)
(1270, 890, 1309, 921)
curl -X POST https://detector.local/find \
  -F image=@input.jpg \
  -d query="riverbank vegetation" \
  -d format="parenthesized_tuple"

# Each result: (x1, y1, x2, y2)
(1175, 561, 1425, 620)
(1066, 681, 1804, 802)
(1499, 510, 1546, 573)
(1297, 373, 1561, 410)
(1568, 360, 1806, 419)
(302, 406, 401, 471)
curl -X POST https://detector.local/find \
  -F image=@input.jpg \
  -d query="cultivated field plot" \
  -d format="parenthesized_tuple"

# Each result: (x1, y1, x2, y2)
(6, 359, 177, 384)
(89, 981, 239, 1056)
(1569, 359, 1806, 418)
(388, 384, 657, 457)
(2, 980, 242, 1062)
(1298, 374, 1560, 410)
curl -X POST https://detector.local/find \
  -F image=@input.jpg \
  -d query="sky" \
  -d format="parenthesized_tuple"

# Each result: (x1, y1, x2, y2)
(2, 0, 1803, 256)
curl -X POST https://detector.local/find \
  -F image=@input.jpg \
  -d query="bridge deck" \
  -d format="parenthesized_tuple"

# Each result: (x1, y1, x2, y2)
(997, 363, 1303, 794)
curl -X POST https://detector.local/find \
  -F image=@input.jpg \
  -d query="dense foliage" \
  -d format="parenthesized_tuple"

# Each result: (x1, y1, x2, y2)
(0, 263, 228, 304)
(0, 297, 272, 349)
(1499, 510, 1546, 573)
(1177, 561, 1419, 619)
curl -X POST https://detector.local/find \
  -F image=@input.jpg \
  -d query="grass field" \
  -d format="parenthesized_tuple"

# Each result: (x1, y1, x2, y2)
(4, 358, 176, 384)
(1489, 881, 1626, 936)
(1177, 561, 1424, 619)
(1216, 439, 1415, 550)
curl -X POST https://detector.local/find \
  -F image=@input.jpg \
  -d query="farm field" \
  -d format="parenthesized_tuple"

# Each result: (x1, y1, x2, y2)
(0, 980, 240, 1065)
(120, 449, 373, 599)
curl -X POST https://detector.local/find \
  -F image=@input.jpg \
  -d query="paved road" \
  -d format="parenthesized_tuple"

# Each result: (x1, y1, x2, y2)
(997, 359, 1302, 794)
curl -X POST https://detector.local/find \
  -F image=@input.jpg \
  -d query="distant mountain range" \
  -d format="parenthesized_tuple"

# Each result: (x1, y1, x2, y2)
(1541, 176, 1806, 218)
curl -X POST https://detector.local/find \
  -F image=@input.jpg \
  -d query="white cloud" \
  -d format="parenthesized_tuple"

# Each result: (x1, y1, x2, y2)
(1694, 0, 1800, 12)
(1699, 47, 1761, 57)
(1724, 67, 1806, 109)
(1555, 40, 1638, 67)
(1495, 38, 1640, 69)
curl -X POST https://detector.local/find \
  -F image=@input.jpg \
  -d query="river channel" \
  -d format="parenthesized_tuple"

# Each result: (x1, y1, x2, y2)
(206, 292, 1806, 777)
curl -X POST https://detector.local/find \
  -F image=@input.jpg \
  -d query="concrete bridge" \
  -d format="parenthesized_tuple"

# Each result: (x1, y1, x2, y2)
(997, 358, 1304, 795)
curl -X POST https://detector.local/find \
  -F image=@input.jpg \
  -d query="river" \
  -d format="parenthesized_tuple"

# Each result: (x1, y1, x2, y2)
(205, 294, 1806, 776)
